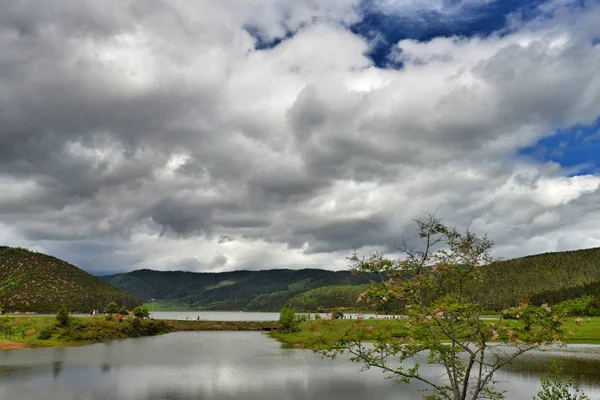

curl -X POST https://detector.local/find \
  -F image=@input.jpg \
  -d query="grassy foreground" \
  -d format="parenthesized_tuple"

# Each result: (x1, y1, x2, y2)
(269, 316, 600, 346)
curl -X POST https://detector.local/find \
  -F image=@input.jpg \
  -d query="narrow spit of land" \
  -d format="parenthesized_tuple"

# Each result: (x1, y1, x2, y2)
(0, 316, 279, 350)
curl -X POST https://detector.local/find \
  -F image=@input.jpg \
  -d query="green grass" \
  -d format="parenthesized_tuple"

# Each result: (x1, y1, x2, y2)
(269, 318, 409, 345)
(0, 315, 173, 348)
(269, 316, 600, 346)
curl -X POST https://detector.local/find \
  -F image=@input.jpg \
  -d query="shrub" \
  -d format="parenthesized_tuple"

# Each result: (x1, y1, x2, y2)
(105, 314, 114, 321)
(104, 302, 119, 315)
(296, 313, 309, 323)
(118, 306, 129, 315)
(38, 327, 53, 340)
(56, 305, 70, 327)
(556, 296, 596, 316)
(133, 305, 150, 319)
(332, 310, 344, 319)
(279, 307, 298, 332)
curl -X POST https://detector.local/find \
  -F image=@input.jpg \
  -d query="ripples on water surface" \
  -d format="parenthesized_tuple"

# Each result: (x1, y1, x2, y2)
(1, 332, 599, 400)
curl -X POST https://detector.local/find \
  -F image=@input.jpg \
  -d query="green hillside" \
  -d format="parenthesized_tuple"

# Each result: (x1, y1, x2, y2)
(0, 246, 141, 313)
(288, 284, 372, 311)
(474, 247, 600, 310)
(102, 269, 376, 312)
(103, 247, 600, 313)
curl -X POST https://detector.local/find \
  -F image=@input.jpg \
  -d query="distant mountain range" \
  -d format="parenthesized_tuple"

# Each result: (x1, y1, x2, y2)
(103, 247, 600, 312)
(100, 269, 375, 312)
(2, 245, 600, 314)
(0, 246, 140, 313)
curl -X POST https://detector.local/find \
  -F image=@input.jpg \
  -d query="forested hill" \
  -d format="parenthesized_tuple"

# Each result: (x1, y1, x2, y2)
(103, 247, 600, 312)
(101, 269, 376, 311)
(475, 247, 600, 310)
(0, 247, 141, 313)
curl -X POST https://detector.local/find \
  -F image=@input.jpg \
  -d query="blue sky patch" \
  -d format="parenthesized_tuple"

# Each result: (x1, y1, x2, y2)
(519, 119, 600, 176)
(352, 0, 548, 67)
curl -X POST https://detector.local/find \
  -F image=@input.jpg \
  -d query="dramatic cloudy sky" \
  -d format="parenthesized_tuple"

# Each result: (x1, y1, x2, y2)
(1, 0, 600, 275)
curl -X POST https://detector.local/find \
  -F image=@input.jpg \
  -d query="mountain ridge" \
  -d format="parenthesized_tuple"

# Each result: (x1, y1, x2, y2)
(0, 246, 141, 313)
(102, 247, 600, 312)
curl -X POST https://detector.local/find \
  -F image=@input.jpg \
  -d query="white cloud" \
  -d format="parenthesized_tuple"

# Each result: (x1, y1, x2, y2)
(1, 0, 600, 273)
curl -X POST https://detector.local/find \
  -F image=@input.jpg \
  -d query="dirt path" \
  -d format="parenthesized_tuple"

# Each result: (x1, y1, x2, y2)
(0, 340, 26, 350)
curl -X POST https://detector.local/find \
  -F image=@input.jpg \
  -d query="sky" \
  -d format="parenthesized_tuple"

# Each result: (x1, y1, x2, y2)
(1, 0, 600, 275)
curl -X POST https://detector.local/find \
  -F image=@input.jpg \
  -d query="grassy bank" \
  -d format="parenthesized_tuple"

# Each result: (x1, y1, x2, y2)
(0, 316, 279, 350)
(0, 315, 173, 349)
(165, 320, 278, 331)
(269, 316, 600, 346)
(3, 315, 599, 351)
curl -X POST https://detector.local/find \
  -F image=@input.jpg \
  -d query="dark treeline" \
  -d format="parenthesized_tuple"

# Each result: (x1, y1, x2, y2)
(471, 247, 600, 310)
(0, 247, 140, 313)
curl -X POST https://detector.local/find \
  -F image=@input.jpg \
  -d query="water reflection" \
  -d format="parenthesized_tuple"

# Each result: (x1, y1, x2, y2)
(0, 332, 599, 400)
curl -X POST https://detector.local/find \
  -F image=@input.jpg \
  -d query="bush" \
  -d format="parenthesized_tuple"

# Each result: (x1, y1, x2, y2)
(130, 317, 142, 331)
(133, 305, 150, 319)
(556, 296, 596, 316)
(105, 314, 114, 321)
(332, 310, 344, 319)
(104, 302, 119, 315)
(296, 313, 309, 323)
(38, 327, 53, 340)
(56, 305, 70, 327)
(118, 306, 129, 315)
(279, 307, 299, 332)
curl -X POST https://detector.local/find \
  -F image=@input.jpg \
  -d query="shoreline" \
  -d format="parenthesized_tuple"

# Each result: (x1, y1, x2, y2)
(0, 316, 279, 351)
(3, 315, 600, 350)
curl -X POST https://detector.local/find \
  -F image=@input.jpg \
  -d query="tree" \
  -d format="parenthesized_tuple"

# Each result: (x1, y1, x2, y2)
(118, 306, 129, 315)
(133, 305, 150, 319)
(104, 301, 118, 315)
(56, 305, 70, 327)
(279, 307, 298, 332)
(314, 214, 564, 400)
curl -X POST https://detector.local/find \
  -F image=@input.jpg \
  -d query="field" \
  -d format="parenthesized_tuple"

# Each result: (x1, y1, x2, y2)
(269, 316, 600, 346)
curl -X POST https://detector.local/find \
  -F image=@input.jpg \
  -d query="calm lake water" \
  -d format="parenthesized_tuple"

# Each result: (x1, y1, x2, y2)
(1, 331, 599, 400)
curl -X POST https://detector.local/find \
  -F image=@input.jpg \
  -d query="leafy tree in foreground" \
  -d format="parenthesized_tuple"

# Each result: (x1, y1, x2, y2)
(133, 305, 150, 319)
(313, 214, 565, 400)
(118, 306, 129, 316)
(104, 301, 118, 315)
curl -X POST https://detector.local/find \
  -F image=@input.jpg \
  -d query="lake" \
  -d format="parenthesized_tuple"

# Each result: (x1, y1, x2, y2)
(1, 331, 599, 400)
